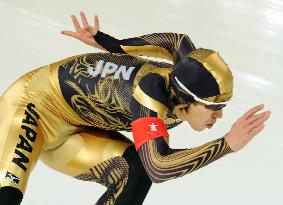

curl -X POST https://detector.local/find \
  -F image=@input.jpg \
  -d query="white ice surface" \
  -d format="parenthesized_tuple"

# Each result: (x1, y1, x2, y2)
(0, 0, 282, 204)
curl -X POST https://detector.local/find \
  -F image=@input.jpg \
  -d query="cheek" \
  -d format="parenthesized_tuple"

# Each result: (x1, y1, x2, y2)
(194, 111, 211, 124)
(179, 109, 190, 120)
(187, 111, 202, 126)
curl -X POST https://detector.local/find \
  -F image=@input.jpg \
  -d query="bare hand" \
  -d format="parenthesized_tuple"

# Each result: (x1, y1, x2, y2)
(224, 104, 271, 152)
(61, 11, 104, 49)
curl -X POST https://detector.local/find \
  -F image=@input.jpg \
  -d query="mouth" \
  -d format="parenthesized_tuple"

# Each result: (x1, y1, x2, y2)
(206, 124, 213, 129)
(206, 121, 216, 129)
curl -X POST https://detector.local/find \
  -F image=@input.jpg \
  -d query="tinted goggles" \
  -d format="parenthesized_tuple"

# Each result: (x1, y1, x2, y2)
(204, 103, 226, 111)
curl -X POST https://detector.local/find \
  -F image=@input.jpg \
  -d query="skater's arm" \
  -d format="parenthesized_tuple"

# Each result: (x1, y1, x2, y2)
(130, 73, 231, 183)
(135, 135, 232, 183)
(94, 31, 196, 64)
(131, 79, 271, 183)
(62, 11, 196, 64)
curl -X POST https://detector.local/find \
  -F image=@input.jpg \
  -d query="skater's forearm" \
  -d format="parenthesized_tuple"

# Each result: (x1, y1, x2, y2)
(137, 137, 233, 183)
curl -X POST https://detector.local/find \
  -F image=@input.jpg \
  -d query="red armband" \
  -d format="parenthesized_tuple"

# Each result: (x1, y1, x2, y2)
(131, 117, 169, 150)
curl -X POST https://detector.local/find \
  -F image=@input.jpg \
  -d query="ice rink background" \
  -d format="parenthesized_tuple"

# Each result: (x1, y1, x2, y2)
(0, 0, 282, 204)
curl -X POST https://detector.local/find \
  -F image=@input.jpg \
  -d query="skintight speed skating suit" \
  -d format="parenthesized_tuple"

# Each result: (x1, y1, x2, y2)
(0, 32, 233, 205)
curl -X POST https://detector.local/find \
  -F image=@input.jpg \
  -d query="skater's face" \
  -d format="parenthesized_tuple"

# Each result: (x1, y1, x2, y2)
(174, 103, 223, 131)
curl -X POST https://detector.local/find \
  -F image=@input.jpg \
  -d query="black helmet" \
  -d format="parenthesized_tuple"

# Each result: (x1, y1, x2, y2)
(170, 48, 233, 108)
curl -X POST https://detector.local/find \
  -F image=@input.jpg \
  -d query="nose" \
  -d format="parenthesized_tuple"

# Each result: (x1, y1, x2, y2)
(212, 109, 223, 119)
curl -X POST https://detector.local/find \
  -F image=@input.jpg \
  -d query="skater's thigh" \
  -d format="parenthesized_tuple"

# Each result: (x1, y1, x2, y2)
(40, 129, 133, 177)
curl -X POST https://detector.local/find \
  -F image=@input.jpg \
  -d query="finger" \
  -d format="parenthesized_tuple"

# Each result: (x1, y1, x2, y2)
(60, 30, 80, 39)
(71, 15, 82, 32)
(94, 14, 100, 31)
(242, 104, 264, 119)
(80, 11, 89, 29)
(246, 111, 270, 133)
(249, 124, 265, 138)
(244, 112, 266, 126)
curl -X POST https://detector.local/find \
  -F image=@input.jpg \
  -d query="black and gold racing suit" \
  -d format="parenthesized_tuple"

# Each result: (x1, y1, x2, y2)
(0, 32, 232, 205)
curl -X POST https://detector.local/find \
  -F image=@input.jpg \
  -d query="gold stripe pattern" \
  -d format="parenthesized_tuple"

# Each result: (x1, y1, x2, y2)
(138, 33, 195, 63)
(189, 49, 233, 102)
(138, 138, 232, 183)
(133, 85, 168, 118)
(75, 156, 129, 205)
(133, 63, 172, 90)
(121, 45, 173, 62)
(120, 33, 195, 63)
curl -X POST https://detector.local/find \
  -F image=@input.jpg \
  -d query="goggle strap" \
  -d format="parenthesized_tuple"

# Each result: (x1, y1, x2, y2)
(174, 77, 229, 106)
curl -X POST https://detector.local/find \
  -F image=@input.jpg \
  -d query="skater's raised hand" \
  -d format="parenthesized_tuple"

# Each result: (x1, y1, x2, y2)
(61, 11, 104, 50)
(224, 104, 271, 152)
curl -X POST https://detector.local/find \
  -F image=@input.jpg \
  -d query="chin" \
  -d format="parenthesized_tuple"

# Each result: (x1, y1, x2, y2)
(191, 126, 206, 132)
(187, 122, 206, 132)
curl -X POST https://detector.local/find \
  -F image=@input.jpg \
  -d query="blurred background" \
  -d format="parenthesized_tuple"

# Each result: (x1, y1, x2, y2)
(0, 0, 282, 204)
